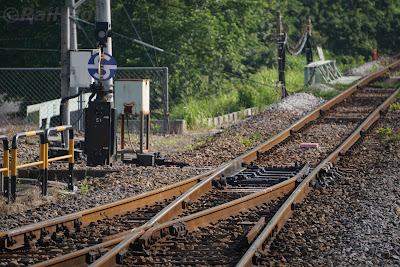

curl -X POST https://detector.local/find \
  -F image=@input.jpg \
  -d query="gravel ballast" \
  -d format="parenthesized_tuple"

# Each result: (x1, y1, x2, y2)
(0, 93, 325, 231)
(0, 87, 399, 267)
(263, 108, 400, 266)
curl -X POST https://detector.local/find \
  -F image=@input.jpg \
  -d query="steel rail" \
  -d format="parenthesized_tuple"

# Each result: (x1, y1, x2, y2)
(89, 164, 310, 266)
(236, 87, 400, 266)
(5, 58, 400, 265)
(33, 231, 144, 267)
(85, 60, 400, 266)
(86, 164, 235, 266)
(0, 169, 215, 250)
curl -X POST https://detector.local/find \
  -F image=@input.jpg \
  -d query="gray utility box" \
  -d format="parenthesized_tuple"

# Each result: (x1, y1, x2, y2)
(304, 60, 341, 85)
(114, 79, 150, 115)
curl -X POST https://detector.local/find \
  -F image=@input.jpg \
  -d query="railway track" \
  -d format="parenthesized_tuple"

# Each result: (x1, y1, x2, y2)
(1, 59, 400, 266)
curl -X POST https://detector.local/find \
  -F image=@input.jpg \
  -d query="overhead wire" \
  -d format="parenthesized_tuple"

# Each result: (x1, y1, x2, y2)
(118, 0, 155, 67)
(72, 17, 95, 47)
(0, 47, 59, 52)
(144, 0, 159, 67)
(74, 16, 278, 89)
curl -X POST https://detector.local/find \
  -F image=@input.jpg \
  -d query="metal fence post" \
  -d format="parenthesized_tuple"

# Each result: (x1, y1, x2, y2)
(163, 67, 169, 133)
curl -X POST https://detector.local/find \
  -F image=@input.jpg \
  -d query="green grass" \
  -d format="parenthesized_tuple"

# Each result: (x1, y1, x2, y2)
(79, 178, 90, 194)
(300, 81, 356, 100)
(170, 52, 359, 129)
(376, 127, 400, 143)
(385, 134, 400, 143)
(373, 81, 400, 88)
(238, 136, 253, 147)
(376, 127, 394, 138)
(197, 137, 212, 147)
(151, 123, 162, 132)
(390, 103, 400, 110)
(238, 132, 264, 147)
(154, 136, 184, 146)
(170, 55, 305, 129)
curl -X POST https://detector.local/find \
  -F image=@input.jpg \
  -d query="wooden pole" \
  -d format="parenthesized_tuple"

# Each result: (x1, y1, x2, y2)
(276, 12, 287, 98)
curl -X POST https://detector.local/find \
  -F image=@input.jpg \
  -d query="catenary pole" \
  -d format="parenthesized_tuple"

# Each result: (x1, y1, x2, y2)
(96, 0, 113, 104)
(61, 6, 70, 146)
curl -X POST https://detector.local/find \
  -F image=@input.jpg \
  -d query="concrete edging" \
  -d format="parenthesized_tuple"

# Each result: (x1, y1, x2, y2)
(207, 108, 255, 127)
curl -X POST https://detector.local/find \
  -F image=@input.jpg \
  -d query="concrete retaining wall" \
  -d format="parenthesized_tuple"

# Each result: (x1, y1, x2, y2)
(207, 108, 255, 127)
(118, 119, 186, 134)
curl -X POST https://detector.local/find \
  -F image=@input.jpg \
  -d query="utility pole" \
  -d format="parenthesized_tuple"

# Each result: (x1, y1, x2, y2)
(61, 6, 70, 145)
(96, 0, 113, 104)
(276, 12, 288, 99)
(305, 16, 313, 65)
(67, 0, 81, 130)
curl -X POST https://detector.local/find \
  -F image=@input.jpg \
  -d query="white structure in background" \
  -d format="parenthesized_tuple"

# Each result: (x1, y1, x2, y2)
(26, 93, 91, 128)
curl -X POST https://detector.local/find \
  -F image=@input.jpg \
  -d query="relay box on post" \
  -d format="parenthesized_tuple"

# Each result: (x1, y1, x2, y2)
(85, 101, 117, 166)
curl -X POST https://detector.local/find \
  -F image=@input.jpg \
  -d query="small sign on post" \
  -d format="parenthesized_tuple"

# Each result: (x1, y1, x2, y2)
(87, 53, 117, 81)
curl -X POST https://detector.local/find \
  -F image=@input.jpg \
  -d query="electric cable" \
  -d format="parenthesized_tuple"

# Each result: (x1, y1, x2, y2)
(285, 31, 308, 56)
(71, 103, 88, 127)
(286, 26, 308, 50)
(118, 0, 155, 67)
(0, 47, 59, 52)
(73, 17, 95, 47)
(144, 0, 159, 67)
(73, 16, 278, 89)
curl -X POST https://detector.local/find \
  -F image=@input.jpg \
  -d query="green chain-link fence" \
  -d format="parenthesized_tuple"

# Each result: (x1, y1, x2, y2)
(0, 67, 169, 131)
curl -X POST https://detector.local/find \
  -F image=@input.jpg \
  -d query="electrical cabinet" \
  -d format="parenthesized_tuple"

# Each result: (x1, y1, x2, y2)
(114, 79, 150, 115)
(70, 50, 98, 88)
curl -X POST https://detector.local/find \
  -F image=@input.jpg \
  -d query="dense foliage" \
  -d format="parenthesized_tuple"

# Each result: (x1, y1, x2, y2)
(1, 0, 400, 126)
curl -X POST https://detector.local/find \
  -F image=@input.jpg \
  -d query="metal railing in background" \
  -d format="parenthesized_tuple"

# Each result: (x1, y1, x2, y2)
(0, 67, 169, 132)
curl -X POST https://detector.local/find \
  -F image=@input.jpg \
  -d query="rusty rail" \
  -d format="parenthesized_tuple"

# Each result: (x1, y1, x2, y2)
(84, 59, 400, 267)
(0, 169, 215, 250)
(236, 87, 400, 266)
(5, 58, 400, 265)
(89, 164, 310, 266)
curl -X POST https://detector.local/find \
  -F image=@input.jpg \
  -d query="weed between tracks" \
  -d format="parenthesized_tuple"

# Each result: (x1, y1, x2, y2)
(376, 127, 400, 143)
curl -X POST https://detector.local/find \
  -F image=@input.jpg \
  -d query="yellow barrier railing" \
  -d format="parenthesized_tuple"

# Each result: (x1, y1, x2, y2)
(45, 125, 74, 192)
(9, 125, 74, 202)
(11, 130, 45, 202)
(0, 135, 9, 202)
